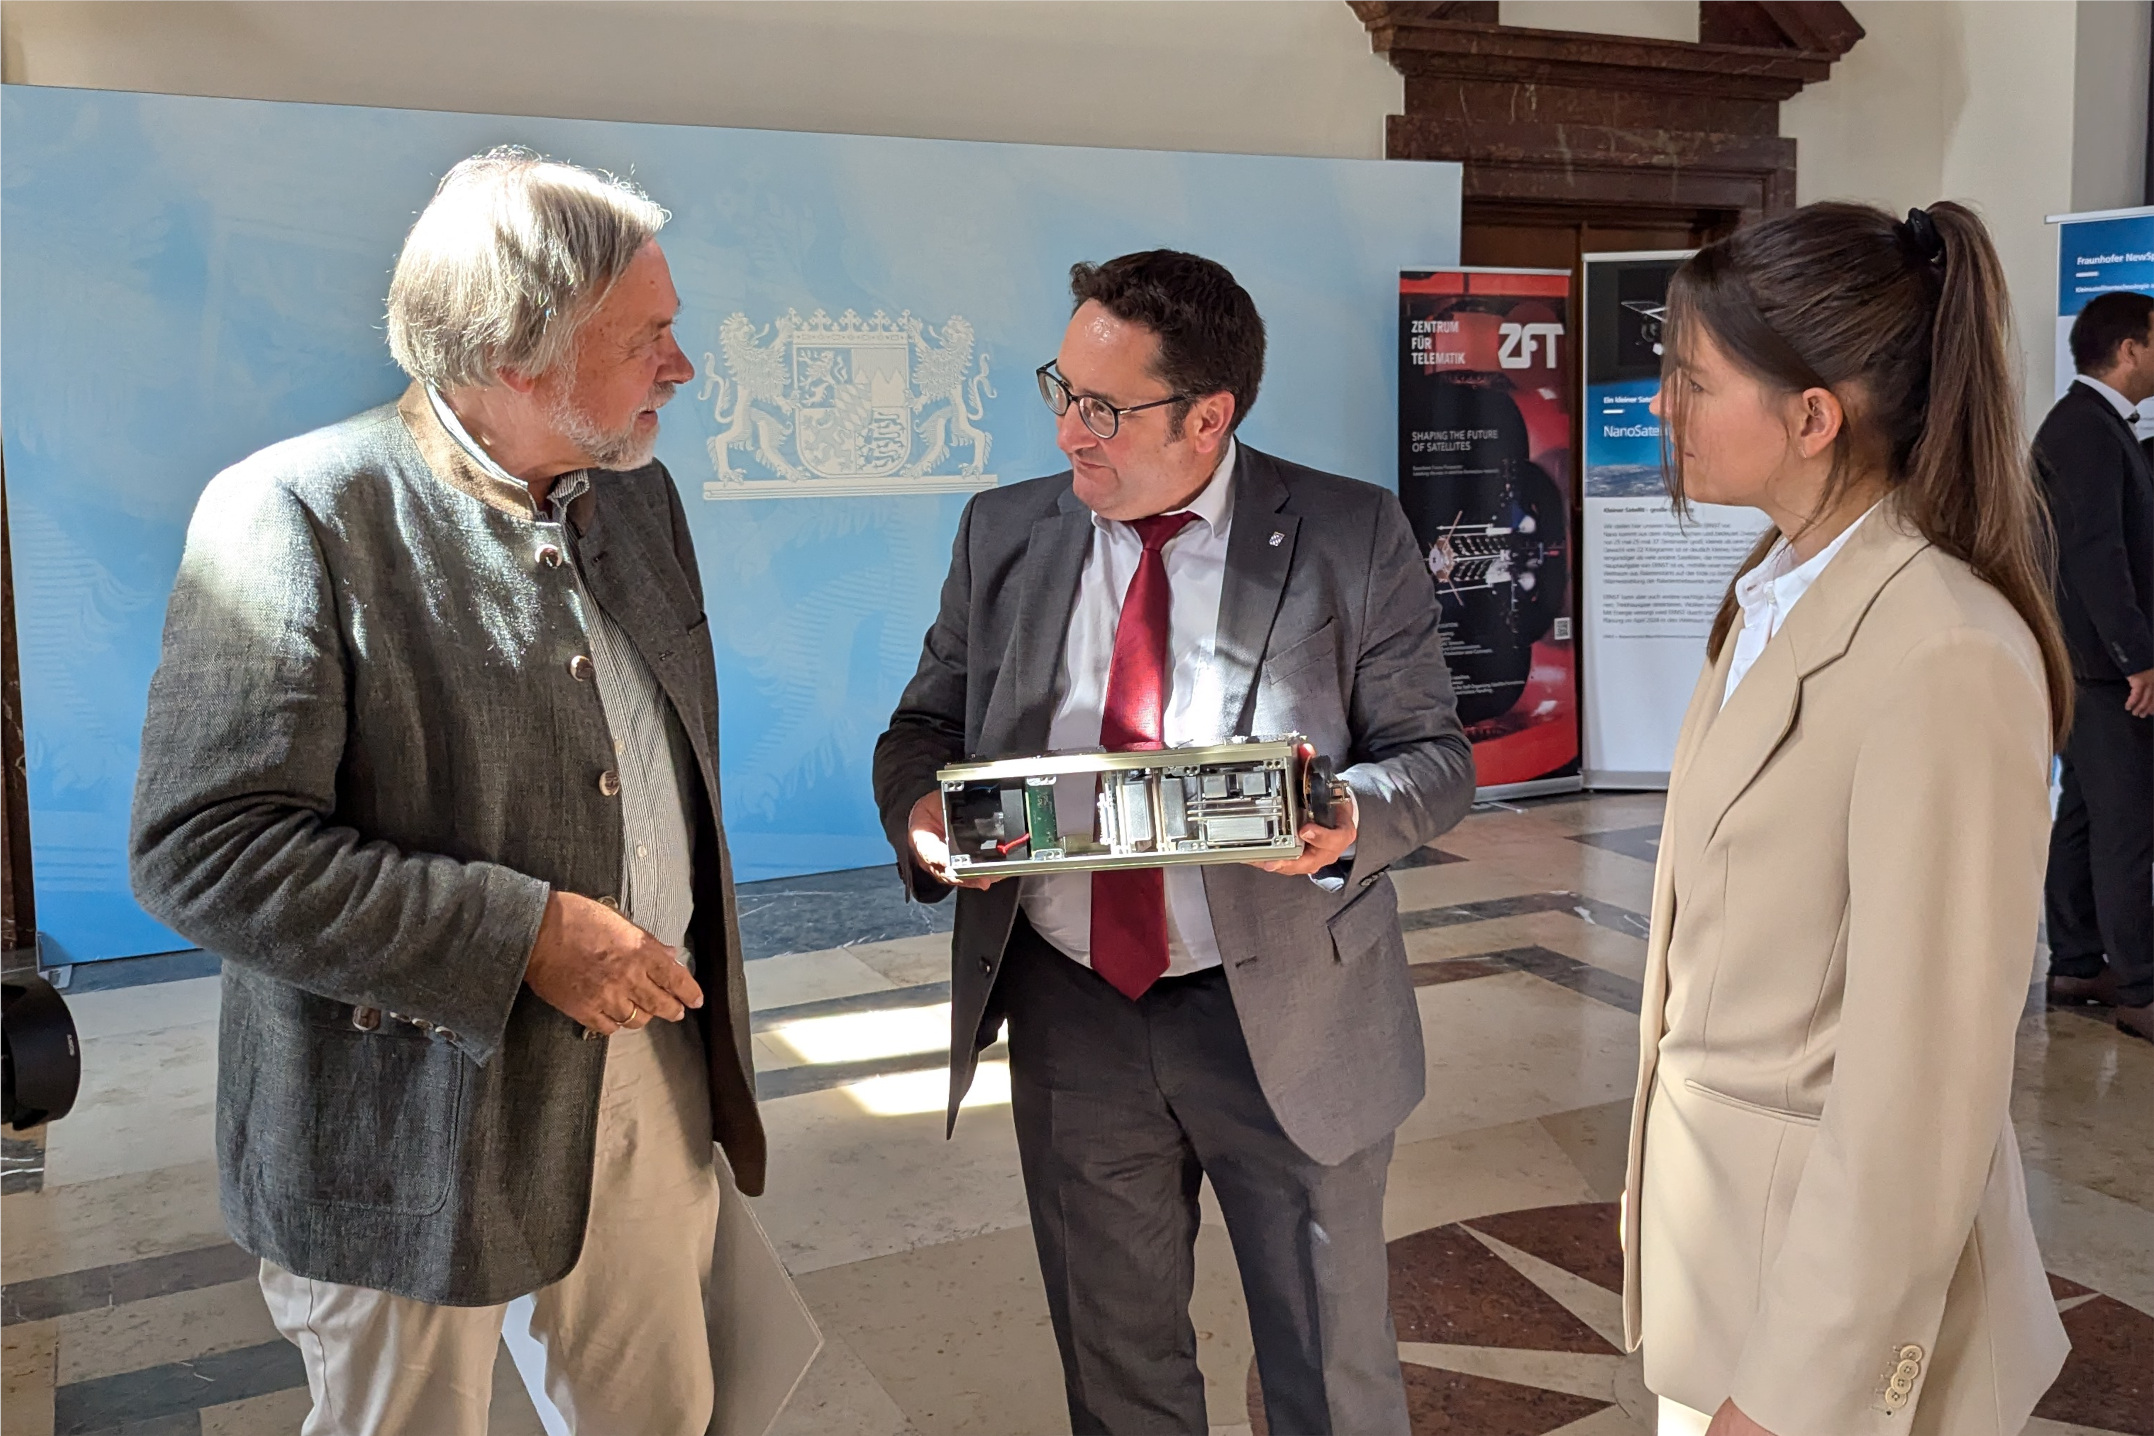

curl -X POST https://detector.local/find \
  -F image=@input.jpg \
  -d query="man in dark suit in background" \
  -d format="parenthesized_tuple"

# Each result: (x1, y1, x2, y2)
(2036, 289, 2154, 1043)
(874, 251, 1475, 1435)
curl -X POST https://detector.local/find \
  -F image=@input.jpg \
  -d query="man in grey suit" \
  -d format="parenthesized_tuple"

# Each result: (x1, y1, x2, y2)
(130, 149, 763, 1434)
(873, 250, 1474, 1435)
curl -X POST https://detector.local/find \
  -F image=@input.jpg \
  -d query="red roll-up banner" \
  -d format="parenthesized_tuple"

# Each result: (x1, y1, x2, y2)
(1398, 269, 1580, 797)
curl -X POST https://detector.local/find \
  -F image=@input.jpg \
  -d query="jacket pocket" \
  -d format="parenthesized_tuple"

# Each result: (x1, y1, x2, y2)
(1261, 621, 1339, 689)
(1327, 876, 1399, 964)
(255, 1026, 465, 1215)
(1682, 1078, 1820, 1126)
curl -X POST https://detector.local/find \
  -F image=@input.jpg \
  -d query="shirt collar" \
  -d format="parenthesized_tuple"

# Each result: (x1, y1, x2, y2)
(2076, 374, 2140, 422)
(1093, 437, 1238, 537)
(426, 385, 590, 518)
(1736, 502, 1879, 617)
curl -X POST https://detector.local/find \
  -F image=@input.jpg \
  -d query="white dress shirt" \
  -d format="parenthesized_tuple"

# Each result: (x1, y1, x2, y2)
(1021, 440, 1238, 976)
(1721, 504, 1879, 709)
(2075, 373, 2140, 422)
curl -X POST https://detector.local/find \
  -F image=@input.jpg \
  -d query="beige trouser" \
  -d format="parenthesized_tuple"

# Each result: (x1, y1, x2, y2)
(260, 1020, 722, 1436)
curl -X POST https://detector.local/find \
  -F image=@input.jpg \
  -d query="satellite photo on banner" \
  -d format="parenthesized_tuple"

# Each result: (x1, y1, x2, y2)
(1579, 251, 1769, 788)
(1397, 269, 1578, 797)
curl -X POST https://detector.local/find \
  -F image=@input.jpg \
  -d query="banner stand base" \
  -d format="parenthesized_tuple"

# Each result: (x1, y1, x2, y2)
(1474, 776, 1583, 803)
(1581, 770, 1670, 791)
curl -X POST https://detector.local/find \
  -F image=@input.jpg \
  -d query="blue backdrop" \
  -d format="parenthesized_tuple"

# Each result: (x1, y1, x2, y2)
(1, 84, 1460, 963)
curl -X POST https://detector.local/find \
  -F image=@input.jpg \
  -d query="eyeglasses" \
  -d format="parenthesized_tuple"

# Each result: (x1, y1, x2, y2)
(1036, 364, 1187, 440)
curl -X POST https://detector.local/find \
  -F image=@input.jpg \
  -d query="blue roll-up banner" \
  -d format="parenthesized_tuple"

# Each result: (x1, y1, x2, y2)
(1578, 251, 1770, 789)
(2049, 205, 2154, 441)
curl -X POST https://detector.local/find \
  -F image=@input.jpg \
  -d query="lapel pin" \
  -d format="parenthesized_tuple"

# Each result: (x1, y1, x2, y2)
(1269, 531, 1284, 547)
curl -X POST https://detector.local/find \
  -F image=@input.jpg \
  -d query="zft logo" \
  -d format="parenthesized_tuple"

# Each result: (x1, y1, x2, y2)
(1497, 321, 1565, 370)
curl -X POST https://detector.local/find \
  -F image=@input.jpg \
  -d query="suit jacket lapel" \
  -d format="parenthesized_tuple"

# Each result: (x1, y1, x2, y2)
(979, 487, 1094, 756)
(1675, 510, 1931, 853)
(1667, 640, 1734, 793)
(1213, 448, 1298, 737)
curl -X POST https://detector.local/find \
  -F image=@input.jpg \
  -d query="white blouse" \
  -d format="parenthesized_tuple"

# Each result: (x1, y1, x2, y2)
(1721, 505, 1880, 709)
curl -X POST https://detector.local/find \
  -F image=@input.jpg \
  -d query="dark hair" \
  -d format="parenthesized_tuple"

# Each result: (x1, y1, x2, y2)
(1068, 250, 1265, 436)
(2069, 290, 2154, 374)
(1661, 201, 2073, 741)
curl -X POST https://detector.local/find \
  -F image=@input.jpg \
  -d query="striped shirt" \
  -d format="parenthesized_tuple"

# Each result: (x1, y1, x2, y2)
(428, 389, 698, 950)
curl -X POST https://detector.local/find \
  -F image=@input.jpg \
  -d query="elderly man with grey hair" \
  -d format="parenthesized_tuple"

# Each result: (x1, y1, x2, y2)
(129, 147, 761, 1434)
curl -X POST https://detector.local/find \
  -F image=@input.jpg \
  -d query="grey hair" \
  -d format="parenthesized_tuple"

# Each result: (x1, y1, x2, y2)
(386, 146, 668, 389)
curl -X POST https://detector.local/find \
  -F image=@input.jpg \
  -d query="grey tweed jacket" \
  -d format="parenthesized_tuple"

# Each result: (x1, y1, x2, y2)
(873, 448, 1475, 1165)
(130, 386, 765, 1307)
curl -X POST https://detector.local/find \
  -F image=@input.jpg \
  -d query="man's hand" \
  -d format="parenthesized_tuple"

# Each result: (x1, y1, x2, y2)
(1706, 1399, 1777, 1436)
(2127, 668, 2154, 719)
(523, 891, 703, 1036)
(1254, 793, 1358, 877)
(908, 789, 999, 890)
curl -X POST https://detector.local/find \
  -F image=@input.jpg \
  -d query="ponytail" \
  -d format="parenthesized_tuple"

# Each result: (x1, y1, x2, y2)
(1904, 203, 2074, 741)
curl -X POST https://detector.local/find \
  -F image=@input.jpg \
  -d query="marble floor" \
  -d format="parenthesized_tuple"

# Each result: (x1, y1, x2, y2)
(3, 794, 2149, 1435)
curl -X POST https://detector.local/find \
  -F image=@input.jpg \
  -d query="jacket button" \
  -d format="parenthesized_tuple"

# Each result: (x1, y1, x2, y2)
(536, 544, 564, 569)
(350, 1005, 381, 1032)
(569, 654, 595, 682)
(598, 769, 622, 797)
(599, 895, 620, 910)
(1897, 1344, 1924, 1363)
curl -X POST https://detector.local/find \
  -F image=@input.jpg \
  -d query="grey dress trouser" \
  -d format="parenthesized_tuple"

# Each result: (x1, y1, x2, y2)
(999, 917, 1408, 1436)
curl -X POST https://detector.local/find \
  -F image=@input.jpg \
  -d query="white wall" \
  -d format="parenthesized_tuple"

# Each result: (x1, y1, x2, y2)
(2073, 0, 2151, 210)
(1788, 1, 2098, 428)
(1783, 1, 1948, 212)
(1941, 2, 2082, 426)
(0, 0, 1400, 159)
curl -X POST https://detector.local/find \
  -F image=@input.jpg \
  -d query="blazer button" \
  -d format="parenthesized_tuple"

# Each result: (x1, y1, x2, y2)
(568, 654, 595, 682)
(598, 769, 622, 797)
(599, 895, 620, 910)
(1897, 1344, 1924, 1363)
(350, 1005, 381, 1032)
(536, 544, 564, 569)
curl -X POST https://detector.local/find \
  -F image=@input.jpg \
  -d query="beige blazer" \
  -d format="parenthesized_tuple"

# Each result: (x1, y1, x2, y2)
(1620, 510, 2068, 1435)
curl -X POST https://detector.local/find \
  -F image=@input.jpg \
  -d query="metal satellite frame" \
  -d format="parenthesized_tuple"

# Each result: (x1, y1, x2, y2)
(936, 735, 1345, 877)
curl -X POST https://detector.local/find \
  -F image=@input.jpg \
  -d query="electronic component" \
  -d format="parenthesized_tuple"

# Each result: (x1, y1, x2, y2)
(937, 735, 1343, 876)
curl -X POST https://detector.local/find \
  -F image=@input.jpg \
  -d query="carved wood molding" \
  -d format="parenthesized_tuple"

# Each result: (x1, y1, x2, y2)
(1353, 2, 1863, 223)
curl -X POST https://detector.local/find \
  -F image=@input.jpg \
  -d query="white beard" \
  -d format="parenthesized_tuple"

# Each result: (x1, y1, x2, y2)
(547, 384, 672, 470)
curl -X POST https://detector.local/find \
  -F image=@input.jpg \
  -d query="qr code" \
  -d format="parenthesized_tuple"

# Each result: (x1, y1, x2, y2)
(1552, 618, 1573, 641)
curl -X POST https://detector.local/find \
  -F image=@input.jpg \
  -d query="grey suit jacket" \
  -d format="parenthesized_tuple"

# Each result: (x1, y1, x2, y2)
(130, 386, 765, 1307)
(873, 446, 1474, 1165)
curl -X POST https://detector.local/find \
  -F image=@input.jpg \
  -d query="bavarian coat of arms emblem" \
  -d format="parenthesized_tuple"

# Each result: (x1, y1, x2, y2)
(697, 309, 998, 498)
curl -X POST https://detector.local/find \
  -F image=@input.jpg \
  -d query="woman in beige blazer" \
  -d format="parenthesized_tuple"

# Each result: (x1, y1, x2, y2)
(1623, 201, 2078, 1436)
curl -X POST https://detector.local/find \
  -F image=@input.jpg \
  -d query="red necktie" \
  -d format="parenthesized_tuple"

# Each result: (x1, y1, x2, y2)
(1091, 511, 1197, 1000)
